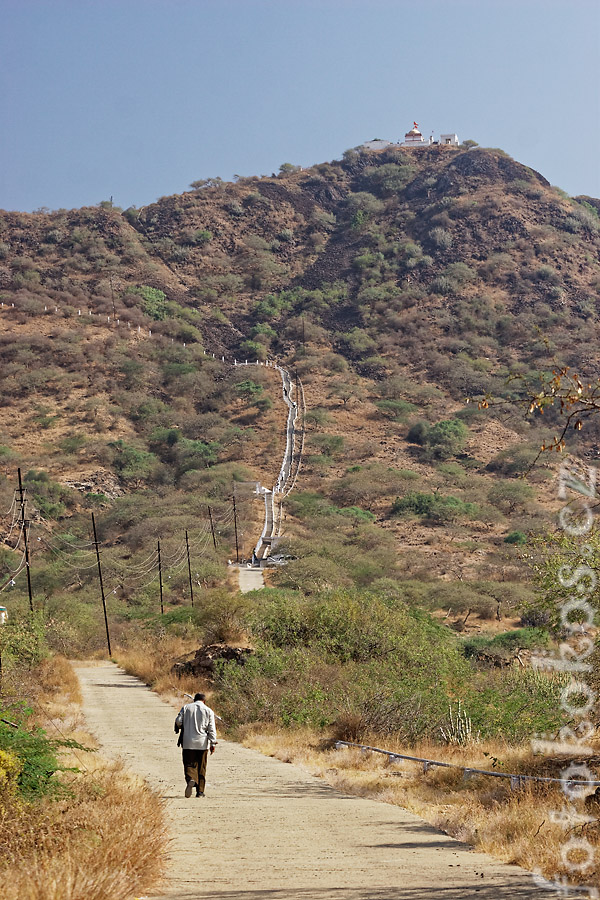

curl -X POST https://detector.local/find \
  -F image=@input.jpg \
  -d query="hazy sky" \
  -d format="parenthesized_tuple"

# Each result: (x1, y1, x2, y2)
(1, 0, 598, 212)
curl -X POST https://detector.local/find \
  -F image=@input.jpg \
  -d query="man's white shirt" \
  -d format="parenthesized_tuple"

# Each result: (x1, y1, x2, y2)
(175, 700, 217, 750)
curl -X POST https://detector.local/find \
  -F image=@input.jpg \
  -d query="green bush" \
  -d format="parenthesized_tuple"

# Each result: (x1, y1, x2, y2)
(428, 227, 453, 250)
(23, 470, 73, 519)
(109, 440, 157, 482)
(392, 491, 477, 524)
(362, 163, 416, 196)
(213, 588, 470, 740)
(407, 419, 468, 459)
(125, 286, 169, 320)
(0, 715, 62, 799)
(504, 531, 527, 545)
(375, 399, 417, 421)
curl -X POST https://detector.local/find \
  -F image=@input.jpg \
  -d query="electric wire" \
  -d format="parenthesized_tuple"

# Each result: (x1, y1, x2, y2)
(2, 492, 17, 518)
(44, 530, 96, 550)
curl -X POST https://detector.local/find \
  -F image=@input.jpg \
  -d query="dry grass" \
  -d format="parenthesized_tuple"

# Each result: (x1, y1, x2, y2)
(114, 635, 214, 703)
(0, 656, 168, 900)
(239, 725, 599, 885)
(0, 762, 166, 900)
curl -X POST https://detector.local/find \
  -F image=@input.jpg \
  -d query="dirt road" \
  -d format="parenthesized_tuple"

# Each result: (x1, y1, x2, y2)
(74, 661, 547, 900)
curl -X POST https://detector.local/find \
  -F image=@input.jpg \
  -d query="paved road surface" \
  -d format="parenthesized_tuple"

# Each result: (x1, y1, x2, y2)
(74, 662, 547, 900)
(236, 565, 264, 592)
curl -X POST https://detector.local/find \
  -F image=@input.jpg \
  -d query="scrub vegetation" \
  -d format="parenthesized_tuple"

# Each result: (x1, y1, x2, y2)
(1, 143, 600, 887)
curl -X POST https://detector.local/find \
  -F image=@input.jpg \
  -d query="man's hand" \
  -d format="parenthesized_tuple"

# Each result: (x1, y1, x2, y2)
(210, 745, 216, 755)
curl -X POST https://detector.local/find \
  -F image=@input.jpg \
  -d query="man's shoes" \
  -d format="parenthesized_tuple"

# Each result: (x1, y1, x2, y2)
(185, 781, 195, 798)
(196, 791, 205, 798)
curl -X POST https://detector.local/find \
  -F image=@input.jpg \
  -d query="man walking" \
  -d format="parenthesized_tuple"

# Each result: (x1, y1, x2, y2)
(175, 692, 218, 798)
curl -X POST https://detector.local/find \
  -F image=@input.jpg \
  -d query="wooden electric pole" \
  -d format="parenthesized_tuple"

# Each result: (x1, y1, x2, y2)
(185, 530, 194, 608)
(208, 506, 217, 550)
(232, 494, 240, 563)
(158, 539, 164, 615)
(17, 468, 34, 613)
(92, 513, 112, 657)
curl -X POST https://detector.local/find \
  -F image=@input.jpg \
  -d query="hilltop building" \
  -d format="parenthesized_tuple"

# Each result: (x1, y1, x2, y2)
(402, 122, 427, 147)
(361, 139, 396, 151)
(361, 123, 460, 152)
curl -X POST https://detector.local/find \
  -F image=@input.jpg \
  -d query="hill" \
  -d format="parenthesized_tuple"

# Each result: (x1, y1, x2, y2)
(1, 142, 600, 628)
(2, 143, 600, 892)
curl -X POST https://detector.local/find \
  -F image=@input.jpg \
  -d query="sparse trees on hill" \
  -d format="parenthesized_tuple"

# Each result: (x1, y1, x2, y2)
(407, 419, 469, 460)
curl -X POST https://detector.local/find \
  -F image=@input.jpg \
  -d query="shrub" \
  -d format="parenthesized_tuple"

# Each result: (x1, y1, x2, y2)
(338, 328, 377, 357)
(109, 440, 157, 482)
(375, 399, 417, 421)
(236, 379, 263, 398)
(362, 163, 416, 196)
(504, 531, 527, 545)
(487, 446, 538, 477)
(428, 227, 453, 250)
(0, 716, 63, 799)
(407, 419, 468, 459)
(345, 192, 384, 215)
(392, 491, 477, 524)
(126, 286, 169, 320)
(487, 482, 534, 514)
(23, 470, 72, 519)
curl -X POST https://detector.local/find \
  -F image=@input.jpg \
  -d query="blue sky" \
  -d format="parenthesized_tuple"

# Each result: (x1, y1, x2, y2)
(1, 0, 598, 212)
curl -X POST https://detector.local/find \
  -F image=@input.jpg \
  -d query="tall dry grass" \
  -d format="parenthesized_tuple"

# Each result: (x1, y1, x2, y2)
(115, 636, 210, 702)
(0, 656, 168, 900)
(240, 726, 599, 886)
(0, 762, 166, 900)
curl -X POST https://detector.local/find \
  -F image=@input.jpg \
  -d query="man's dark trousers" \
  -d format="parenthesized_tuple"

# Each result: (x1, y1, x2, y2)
(182, 748, 208, 792)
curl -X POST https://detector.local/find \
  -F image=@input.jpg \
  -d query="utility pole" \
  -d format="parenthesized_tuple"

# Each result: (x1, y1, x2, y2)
(92, 513, 111, 657)
(158, 539, 164, 615)
(185, 530, 194, 608)
(208, 506, 217, 550)
(17, 468, 34, 613)
(232, 494, 240, 563)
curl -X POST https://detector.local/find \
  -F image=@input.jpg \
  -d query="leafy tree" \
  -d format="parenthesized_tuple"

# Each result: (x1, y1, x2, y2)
(328, 380, 363, 406)
(236, 380, 263, 398)
(109, 440, 157, 482)
(487, 482, 534, 515)
(189, 177, 224, 189)
(407, 419, 468, 459)
(126, 286, 168, 320)
(392, 491, 477, 524)
(362, 162, 416, 196)
(346, 192, 384, 215)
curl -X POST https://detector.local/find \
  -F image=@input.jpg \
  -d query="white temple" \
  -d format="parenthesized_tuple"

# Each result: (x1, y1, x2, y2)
(401, 122, 427, 147)
(361, 123, 460, 152)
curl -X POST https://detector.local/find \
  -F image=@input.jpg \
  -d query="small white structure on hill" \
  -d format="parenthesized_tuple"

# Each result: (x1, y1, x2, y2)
(361, 139, 396, 151)
(0, 606, 7, 625)
(361, 123, 460, 152)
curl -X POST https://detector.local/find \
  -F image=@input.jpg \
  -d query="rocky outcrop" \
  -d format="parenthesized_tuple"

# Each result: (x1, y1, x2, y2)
(172, 643, 253, 679)
(62, 470, 125, 500)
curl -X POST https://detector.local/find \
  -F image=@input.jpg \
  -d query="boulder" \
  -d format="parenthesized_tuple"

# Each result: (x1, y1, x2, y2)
(172, 642, 253, 679)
